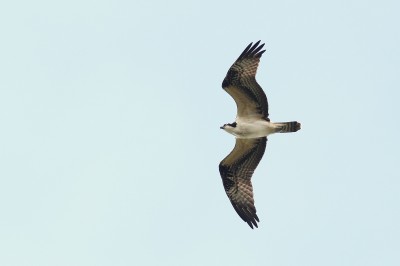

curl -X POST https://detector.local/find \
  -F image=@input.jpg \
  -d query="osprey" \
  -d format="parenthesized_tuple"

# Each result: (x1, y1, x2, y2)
(219, 41, 301, 229)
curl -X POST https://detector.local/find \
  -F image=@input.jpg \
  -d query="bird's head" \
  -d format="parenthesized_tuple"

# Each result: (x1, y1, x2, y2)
(220, 122, 237, 131)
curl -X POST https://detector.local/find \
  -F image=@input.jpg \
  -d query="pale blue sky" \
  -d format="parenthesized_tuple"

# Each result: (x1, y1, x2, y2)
(1, 0, 399, 265)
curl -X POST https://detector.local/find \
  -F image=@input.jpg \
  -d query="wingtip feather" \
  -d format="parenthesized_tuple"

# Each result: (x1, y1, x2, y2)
(237, 40, 266, 60)
(238, 42, 253, 60)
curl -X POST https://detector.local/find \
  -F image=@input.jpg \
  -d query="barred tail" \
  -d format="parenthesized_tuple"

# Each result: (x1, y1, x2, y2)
(274, 121, 301, 133)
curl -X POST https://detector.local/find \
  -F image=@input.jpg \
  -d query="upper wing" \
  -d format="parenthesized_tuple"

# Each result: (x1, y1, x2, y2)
(222, 41, 269, 121)
(219, 137, 267, 229)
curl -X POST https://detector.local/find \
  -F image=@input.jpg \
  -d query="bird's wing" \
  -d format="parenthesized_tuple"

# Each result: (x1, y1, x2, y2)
(219, 137, 267, 228)
(222, 41, 269, 121)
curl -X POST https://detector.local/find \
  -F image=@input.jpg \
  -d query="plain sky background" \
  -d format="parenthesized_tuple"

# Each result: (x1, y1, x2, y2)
(1, 0, 399, 265)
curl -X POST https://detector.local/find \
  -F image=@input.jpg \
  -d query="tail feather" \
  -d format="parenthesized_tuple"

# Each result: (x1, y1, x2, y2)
(274, 121, 301, 133)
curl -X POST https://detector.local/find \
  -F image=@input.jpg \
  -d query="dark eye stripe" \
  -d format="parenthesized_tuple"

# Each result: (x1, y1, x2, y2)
(228, 122, 237, 127)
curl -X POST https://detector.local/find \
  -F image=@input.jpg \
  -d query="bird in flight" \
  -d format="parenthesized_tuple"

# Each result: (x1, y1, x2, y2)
(219, 41, 301, 229)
